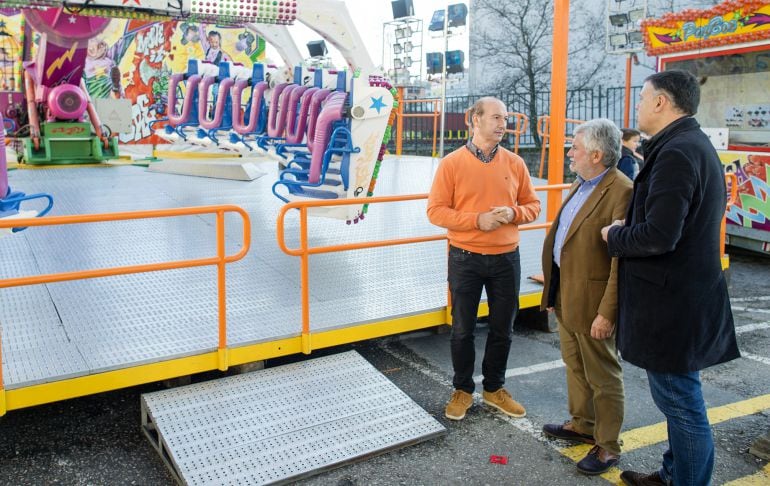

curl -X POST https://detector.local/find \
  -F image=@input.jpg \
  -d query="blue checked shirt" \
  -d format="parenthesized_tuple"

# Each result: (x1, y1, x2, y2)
(553, 168, 609, 267)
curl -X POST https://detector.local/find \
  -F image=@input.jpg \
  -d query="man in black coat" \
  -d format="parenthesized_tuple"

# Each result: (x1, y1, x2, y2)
(601, 70, 740, 486)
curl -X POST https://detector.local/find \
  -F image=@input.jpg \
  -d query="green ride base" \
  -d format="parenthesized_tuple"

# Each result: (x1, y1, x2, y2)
(23, 122, 120, 165)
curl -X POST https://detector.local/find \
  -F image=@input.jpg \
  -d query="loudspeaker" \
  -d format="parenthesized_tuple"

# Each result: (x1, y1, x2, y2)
(391, 0, 414, 19)
(307, 40, 327, 58)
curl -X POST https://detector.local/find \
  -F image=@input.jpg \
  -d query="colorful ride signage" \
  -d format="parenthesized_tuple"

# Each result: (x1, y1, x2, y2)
(642, 1, 770, 55)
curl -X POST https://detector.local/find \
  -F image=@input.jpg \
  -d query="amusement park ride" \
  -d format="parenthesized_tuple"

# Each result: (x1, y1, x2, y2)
(0, 0, 399, 227)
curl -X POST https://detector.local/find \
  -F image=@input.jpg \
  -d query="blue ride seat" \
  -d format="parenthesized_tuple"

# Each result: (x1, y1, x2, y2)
(0, 186, 54, 233)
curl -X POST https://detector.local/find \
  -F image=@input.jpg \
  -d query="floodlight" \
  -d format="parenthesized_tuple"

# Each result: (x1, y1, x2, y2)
(628, 31, 643, 43)
(391, 0, 414, 19)
(395, 27, 406, 39)
(609, 13, 628, 27)
(306, 40, 327, 58)
(404, 41, 413, 52)
(426, 52, 443, 74)
(628, 9, 645, 23)
(404, 57, 413, 68)
(445, 50, 464, 73)
(447, 3, 468, 27)
(609, 33, 628, 47)
(393, 43, 402, 55)
(394, 58, 403, 69)
(429, 9, 445, 31)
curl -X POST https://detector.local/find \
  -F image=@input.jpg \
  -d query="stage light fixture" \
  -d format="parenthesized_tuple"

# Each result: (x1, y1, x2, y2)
(404, 41, 413, 53)
(426, 52, 443, 74)
(391, 0, 415, 19)
(609, 33, 628, 47)
(628, 31, 643, 44)
(447, 3, 468, 27)
(609, 13, 628, 27)
(628, 8, 645, 23)
(429, 9, 445, 31)
(394, 58, 403, 69)
(445, 50, 465, 74)
(393, 43, 402, 55)
(306, 40, 327, 58)
(404, 56, 413, 68)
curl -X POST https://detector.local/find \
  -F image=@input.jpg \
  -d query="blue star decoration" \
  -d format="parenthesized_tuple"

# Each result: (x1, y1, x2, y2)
(370, 96, 387, 114)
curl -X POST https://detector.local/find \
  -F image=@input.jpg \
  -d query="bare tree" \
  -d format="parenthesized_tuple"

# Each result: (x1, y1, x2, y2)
(471, 0, 613, 146)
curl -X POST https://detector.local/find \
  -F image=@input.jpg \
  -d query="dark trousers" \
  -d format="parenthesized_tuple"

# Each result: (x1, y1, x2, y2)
(448, 245, 521, 393)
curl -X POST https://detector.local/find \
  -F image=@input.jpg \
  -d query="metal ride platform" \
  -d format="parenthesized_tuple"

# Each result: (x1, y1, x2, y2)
(141, 351, 446, 485)
(0, 155, 553, 406)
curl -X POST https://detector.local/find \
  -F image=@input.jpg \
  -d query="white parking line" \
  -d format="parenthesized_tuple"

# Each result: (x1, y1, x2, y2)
(735, 322, 770, 334)
(474, 359, 565, 384)
(731, 296, 770, 302)
(743, 353, 770, 366)
(732, 306, 770, 314)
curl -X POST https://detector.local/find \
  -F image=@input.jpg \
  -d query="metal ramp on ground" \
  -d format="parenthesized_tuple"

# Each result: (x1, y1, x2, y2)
(141, 351, 446, 485)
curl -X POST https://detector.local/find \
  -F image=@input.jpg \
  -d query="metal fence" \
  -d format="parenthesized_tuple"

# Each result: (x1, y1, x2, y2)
(390, 85, 643, 154)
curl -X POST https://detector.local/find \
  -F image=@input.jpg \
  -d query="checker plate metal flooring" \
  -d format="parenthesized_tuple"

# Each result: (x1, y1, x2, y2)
(141, 351, 446, 485)
(1, 156, 556, 389)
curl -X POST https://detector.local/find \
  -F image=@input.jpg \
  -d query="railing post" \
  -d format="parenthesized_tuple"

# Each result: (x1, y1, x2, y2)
(395, 86, 404, 156)
(216, 209, 228, 371)
(300, 207, 312, 354)
(432, 101, 439, 157)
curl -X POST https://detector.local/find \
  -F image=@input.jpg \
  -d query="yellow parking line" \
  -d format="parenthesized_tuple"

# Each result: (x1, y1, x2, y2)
(558, 393, 770, 484)
(722, 463, 770, 485)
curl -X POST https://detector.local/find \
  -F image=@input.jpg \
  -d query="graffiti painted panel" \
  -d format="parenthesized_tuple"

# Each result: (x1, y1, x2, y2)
(721, 151, 770, 232)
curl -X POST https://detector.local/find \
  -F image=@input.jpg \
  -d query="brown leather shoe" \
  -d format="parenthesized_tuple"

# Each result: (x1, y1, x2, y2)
(576, 445, 620, 475)
(620, 470, 667, 485)
(482, 388, 526, 418)
(445, 390, 473, 420)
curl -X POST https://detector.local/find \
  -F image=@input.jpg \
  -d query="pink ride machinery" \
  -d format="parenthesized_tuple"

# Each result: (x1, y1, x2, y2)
(20, 7, 119, 164)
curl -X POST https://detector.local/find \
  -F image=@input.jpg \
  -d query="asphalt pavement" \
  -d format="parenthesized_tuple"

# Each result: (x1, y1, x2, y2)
(1, 252, 768, 485)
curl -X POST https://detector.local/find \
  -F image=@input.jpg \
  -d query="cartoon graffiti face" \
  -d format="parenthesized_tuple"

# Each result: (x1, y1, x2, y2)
(87, 38, 108, 59)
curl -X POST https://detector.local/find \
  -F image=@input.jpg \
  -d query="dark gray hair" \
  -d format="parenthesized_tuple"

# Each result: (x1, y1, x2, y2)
(574, 118, 621, 168)
(645, 69, 700, 116)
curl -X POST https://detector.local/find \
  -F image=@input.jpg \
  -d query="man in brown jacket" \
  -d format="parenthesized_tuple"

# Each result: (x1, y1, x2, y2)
(540, 119, 632, 475)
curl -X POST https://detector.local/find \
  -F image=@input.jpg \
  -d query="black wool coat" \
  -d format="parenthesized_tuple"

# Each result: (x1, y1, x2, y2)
(607, 116, 740, 373)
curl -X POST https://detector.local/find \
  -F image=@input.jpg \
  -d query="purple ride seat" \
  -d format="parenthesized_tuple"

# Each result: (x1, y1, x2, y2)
(197, 75, 235, 129)
(284, 86, 315, 144)
(266, 83, 293, 138)
(308, 91, 347, 184)
(167, 73, 203, 127)
(231, 80, 268, 134)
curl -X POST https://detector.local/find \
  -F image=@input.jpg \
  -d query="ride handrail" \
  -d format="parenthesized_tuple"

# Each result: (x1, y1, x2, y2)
(537, 115, 585, 178)
(0, 205, 252, 393)
(276, 186, 570, 354)
(394, 96, 442, 157)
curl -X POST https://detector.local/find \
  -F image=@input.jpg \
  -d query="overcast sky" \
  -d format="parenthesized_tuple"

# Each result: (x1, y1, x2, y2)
(265, 0, 468, 71)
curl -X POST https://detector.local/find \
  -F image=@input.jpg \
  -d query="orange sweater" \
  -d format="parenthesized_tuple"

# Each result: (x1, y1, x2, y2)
(427, 146, 541, 254)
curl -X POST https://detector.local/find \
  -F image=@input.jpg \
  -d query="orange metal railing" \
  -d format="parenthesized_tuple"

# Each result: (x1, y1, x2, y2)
(464, 109, 529, 154)
(0, 205, 251, 393)
(394, 89, 442, 157)
(537, 115, 585, 178)
(276, 186, 570, 354)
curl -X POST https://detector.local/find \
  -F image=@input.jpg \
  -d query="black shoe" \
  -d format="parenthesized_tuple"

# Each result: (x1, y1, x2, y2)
(576, 445, 620, 475)
(620, 470, 666, 485)
(542, 421, 595, 444)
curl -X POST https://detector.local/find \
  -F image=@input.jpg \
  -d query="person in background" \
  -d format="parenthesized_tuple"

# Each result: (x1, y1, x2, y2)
(541, 119, 632, 475)
(617, 128, 642, 180)
(601, 70, 740, 486)
(427, 96, 541, 422)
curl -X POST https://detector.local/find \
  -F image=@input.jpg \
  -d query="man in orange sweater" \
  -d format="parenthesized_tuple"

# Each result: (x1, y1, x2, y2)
(427, 97, 541, 421)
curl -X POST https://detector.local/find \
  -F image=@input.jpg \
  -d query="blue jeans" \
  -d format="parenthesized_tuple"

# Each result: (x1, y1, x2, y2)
(448, 246, 520, 394)
(647, 370, 714, 486)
